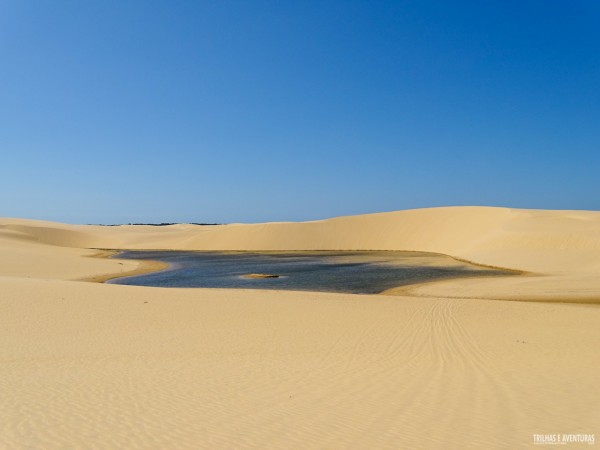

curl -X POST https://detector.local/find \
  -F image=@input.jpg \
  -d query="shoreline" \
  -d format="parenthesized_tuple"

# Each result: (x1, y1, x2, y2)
(78, 249, 170, 283)
(81, 248, 521, 295)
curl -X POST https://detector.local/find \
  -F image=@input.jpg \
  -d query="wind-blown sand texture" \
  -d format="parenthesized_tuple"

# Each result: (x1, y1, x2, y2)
(1, 207, 599, 449)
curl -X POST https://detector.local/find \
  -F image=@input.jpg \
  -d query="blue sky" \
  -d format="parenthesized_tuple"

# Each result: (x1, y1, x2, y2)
(1, 1, 599, 224)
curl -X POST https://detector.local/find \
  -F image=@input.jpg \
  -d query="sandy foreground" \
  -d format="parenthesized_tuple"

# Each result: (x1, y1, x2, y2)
(1, 206, 600, 449)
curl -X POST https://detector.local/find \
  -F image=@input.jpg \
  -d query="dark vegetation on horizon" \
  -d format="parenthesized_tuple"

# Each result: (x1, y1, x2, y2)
(90, 223, 223, 226)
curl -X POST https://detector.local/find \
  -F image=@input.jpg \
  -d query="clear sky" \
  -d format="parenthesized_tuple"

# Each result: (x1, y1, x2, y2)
(1, 1, 599, 224)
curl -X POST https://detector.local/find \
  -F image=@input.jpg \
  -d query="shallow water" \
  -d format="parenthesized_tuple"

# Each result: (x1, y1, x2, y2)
(109, 250, 514, 294)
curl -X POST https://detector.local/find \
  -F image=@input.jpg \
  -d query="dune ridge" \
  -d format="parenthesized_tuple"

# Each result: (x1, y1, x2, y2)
(3, 206, 600, 301)
(4, 207, 600, 269)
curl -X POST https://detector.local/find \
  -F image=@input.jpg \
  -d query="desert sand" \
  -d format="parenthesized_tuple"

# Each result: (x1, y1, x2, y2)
(1, 206, 599, 449)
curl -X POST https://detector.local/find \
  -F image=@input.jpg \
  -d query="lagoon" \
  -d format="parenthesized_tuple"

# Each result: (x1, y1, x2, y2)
(109, 250, 513, 294)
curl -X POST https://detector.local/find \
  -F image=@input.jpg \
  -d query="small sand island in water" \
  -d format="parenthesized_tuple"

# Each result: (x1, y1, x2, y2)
(242, 273, 280, 279)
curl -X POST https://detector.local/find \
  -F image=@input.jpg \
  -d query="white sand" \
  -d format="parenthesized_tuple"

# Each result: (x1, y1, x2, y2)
(1, 207, 599, 449)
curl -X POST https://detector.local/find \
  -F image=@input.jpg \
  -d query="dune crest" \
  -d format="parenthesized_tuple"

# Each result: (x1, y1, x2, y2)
(2, 206, 600, 289)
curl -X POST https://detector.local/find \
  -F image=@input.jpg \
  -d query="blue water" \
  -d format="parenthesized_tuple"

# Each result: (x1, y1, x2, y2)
(108, 250, 513, 294)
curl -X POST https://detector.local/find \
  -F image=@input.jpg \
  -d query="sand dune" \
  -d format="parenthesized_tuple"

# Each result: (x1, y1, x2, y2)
(1, 207, 599, 448)
(5, 206, 600, 273)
